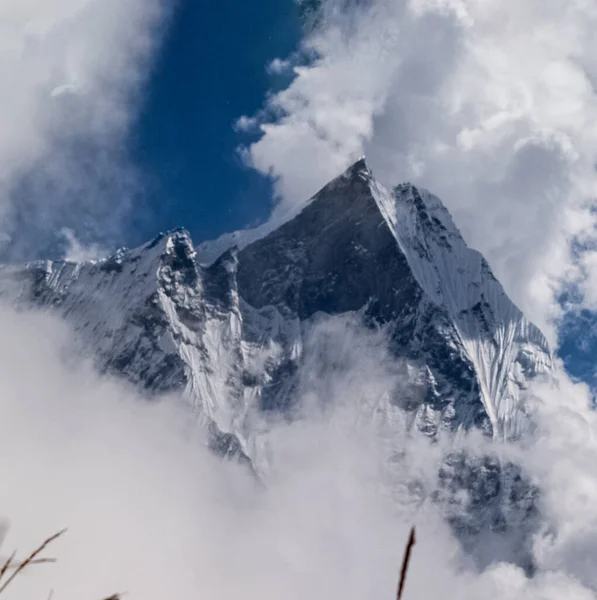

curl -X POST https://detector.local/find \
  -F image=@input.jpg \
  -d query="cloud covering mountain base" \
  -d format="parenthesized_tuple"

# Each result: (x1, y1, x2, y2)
(0, 306, 595, 600)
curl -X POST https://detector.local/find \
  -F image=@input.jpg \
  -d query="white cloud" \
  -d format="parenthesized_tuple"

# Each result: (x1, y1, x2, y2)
(0, 307, 254, 600)
(240, 0, 597, 341)
(267, 57, 292, 75)
(59, 227, 106, 262)
(1, 306, 597, 599)
(0, 0, 168, 258)
(234, 114, 259, 133)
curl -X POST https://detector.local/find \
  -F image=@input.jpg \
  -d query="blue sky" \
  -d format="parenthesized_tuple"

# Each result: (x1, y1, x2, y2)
(128, 0, 300, 248)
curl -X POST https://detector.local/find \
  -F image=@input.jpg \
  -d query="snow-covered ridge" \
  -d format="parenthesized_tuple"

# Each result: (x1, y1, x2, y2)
(195, 158, 371, 266)
(367, 166, 552, 438)
(0, 161, 555, 569)
(0, 159, 552, 451)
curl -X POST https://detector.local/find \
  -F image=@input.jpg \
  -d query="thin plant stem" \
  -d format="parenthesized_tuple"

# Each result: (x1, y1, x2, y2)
(397, 526, 416, 600)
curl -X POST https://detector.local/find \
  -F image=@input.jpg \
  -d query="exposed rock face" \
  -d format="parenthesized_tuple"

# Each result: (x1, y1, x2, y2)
(0, 159, 552, 566)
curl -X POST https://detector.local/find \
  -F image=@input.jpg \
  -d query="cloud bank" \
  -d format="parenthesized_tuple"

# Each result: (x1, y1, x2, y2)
(0, 306, 597, 600)
(0, 0, 167, 259)
(239, 0, 597, 341)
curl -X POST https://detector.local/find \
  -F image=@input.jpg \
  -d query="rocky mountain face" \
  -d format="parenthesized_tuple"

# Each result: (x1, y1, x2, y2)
(0, 158, 552, 567)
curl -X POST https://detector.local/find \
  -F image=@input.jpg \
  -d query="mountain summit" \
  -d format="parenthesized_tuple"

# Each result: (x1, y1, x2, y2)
(0, 159, 552, 566)
(0, 159, 551, 457)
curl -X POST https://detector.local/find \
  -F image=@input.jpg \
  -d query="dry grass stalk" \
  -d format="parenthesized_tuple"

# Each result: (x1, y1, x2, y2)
(0, 551, 16, 582)
(0, 529, 66, 595)
(0, 527, 123, 600)
(396, 526, 416, 600)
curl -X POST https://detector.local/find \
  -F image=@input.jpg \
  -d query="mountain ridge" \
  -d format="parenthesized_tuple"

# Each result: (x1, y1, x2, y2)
(0, 158, 551, 450)
(0, 158, 553, 567)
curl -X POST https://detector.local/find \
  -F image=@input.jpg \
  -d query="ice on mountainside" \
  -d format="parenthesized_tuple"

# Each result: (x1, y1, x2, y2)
(0, 158, 553, 567)
(0, 159, 551, 449)
(236, 158, 551, 438)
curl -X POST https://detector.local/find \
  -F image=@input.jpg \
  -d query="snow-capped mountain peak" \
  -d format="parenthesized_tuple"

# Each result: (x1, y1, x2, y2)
(370, 174, 551, 438)
(0, 160, 551, 453)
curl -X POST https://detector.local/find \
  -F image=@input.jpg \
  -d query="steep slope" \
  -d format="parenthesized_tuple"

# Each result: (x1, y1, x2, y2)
(0, 159, 551, 450)
(0, 230, 249, 459)
(371, 174, 552, 438)
(235, 159, 551, 439)
(0, 158, 553, 568)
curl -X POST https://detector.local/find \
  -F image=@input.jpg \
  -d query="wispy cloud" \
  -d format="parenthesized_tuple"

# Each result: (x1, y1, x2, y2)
(0, 0, 169, 259)
(239, 0, 597, 341)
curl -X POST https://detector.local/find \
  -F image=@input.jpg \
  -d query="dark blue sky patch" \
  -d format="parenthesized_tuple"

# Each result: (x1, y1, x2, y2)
(129, 0, 301, 248)
(558, 307, 597, 398)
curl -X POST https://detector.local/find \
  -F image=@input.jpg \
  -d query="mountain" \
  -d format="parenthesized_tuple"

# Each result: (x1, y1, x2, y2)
(0, 158, 551, 446)
(0, 158, 552, 566)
